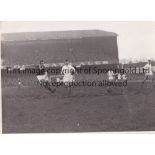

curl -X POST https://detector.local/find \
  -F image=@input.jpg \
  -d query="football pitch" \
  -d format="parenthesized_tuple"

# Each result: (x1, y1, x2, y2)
(2, 80, 155, 133)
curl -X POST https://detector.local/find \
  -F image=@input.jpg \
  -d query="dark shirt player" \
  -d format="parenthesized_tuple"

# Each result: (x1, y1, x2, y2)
(37, 60, 46, 75)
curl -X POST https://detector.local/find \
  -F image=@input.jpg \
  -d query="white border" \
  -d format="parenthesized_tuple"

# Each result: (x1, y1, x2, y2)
(0, 22, 2, 134)
(0, 0, 155, 155)
(0, 0, 155, 21)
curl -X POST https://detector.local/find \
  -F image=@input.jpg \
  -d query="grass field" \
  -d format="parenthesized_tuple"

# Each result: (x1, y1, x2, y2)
(2, 79, 155, 133)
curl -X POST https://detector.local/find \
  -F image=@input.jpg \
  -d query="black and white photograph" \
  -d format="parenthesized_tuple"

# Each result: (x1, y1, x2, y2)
(1, 21, 155, 133)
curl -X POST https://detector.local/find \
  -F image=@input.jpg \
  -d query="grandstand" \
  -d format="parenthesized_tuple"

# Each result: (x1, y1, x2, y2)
(1, 30, 119, 67)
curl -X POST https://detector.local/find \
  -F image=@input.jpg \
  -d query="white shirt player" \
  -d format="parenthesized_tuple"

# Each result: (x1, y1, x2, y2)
(144, 63, 153, 76)
(122, 74, 127, 80)
(118, 73, 122, 80)
(61, 64, 75, 83)
(107, 70, 114, 81)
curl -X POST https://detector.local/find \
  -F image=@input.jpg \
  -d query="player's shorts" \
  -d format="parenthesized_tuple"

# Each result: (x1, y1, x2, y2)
(108, 76, 114, 81)
(63, 75, 75, 85)
(37, 74, 49, 83)
(145, 73, 154, 80)
(18, 82, 21, 85)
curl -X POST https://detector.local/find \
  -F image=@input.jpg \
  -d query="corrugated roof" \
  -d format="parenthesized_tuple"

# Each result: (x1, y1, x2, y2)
(2, 29, 117, 42)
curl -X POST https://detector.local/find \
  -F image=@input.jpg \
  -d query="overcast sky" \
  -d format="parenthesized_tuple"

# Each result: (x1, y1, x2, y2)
(1, 21, 155, 60)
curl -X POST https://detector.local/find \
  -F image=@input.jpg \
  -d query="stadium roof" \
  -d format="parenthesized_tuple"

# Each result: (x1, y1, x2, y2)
(2, 29, 118, 42)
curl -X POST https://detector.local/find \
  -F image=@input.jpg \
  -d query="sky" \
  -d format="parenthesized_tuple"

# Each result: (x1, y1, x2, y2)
(1, 21, 155, 60)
